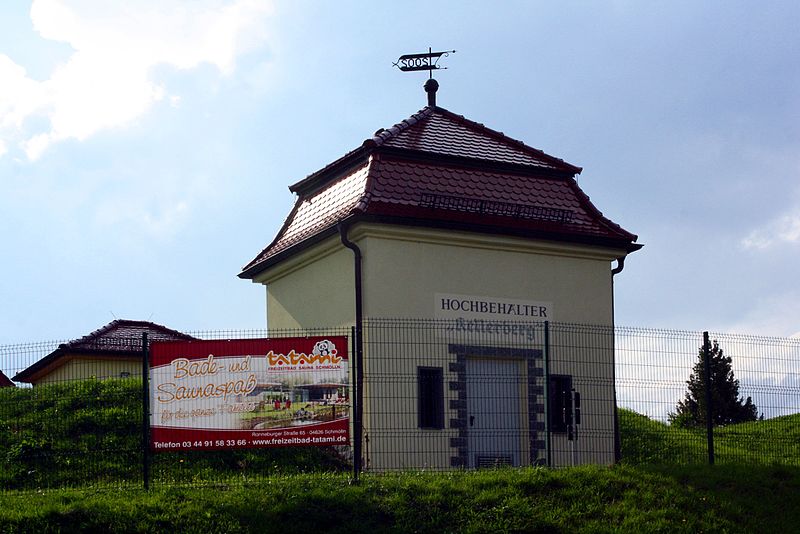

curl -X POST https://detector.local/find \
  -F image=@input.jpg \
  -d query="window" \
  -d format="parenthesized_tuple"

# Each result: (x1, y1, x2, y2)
(549, 374, 572, 433)
(417, 367, 444, 429)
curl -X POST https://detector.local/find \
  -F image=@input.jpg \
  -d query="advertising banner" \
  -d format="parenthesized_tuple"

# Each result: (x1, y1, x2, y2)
(149, 336, 349, 452)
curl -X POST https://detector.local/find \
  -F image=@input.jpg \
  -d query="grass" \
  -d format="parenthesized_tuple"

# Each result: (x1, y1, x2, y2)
(618, 408, 800, 466)
(0, 380, 347, 490)
(2, 382, 800, 530)
(3, 381, 799, 490)
(0, 464, 798, 532)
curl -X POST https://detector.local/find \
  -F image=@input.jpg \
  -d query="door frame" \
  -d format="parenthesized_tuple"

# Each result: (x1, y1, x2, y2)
(447, 344, 544, 468)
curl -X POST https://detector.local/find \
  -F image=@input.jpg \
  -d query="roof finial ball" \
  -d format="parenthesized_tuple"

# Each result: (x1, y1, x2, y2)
(424, 78, 439, 107)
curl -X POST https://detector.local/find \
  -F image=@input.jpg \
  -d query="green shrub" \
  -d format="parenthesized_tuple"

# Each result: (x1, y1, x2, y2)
(0, 379, 348, 490)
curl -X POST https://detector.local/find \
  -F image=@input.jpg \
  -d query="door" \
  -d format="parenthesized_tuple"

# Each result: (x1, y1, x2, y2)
(466, 357, 526, 468)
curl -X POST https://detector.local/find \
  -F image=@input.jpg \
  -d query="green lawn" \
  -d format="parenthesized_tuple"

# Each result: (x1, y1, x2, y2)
(0, 465, 798, 532)
(2, 382, 800, 530)
(618, 408, 800, 466)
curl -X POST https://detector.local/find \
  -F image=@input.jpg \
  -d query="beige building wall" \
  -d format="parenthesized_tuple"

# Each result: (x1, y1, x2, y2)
(354, 224, 622, 468)
(255, 223, 626, 468)
(354, 225, 617, 324)
(253, 238, 356, 331)
(548, 328, 617, 466)
(34, 356, 141, 386)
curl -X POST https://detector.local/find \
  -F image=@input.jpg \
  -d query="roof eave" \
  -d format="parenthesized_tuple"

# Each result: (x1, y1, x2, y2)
(12, 347, 64, 382)
(238, 212, 641, 283)
(354, 213, 641, 253)
(289, 146, 371, 196)
(238, 224, 343, 280)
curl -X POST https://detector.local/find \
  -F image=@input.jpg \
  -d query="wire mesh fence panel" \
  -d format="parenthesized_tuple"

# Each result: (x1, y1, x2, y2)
(1, 322, 799, 491)
(361, 319, 547, 471)
(546, 323, 618, 466)
(1, 328, 355, 491)
(1, 337, 147, 490)
(706, 332, 800, 465)
(614, 327, 710, 464)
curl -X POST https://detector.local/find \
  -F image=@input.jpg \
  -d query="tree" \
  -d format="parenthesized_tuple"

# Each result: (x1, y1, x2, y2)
(669, 339, 759, 427)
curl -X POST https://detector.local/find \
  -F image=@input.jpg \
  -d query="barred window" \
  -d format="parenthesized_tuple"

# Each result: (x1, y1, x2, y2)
(549, 374, 572, 433)
(417, 367, 444, 429)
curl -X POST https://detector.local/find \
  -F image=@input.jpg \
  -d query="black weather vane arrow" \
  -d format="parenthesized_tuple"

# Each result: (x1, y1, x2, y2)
(393, 48, 456, 78)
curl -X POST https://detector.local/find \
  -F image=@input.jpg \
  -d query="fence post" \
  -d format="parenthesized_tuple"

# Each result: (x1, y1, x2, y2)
(351, 326, 362, 482)
(543, 321, 551, 467)
(141, 332, 151, 490)
(702, 331, 715, 465)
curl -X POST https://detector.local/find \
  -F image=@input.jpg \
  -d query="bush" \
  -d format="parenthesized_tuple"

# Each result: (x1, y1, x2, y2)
(0, 379, 348, 490)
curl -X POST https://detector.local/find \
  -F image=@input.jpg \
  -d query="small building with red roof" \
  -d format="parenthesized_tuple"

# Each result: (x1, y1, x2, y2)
(13, 319, 197, 386)
(240, 83, 640, 468)
(240, 103, 640, 326)
(0, 370, 15, 388)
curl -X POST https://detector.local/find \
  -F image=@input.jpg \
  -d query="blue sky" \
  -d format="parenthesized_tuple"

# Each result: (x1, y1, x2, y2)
(1, 1, 799, 344)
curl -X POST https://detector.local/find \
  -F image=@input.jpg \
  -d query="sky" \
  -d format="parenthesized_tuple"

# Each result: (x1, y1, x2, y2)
(1, 0, 799, 345)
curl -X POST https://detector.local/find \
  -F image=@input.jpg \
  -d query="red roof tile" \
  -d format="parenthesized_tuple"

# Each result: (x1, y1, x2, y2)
(371, 108, 579, 172)
(0, 370, 14, 387)
(363, 158, 630, 239)
(247, 163, 371, 265)
(241, 106, 639, 278)
(12, 320, 197, 383)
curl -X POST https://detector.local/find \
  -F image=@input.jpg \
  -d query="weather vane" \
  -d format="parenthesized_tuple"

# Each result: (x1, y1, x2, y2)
(393, 48, 456, 79)
(394, 48, 455, 106)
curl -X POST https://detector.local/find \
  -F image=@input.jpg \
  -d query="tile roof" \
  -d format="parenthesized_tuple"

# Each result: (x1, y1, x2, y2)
(363, 158, 632, 239)
(12, 320, 197, 383)
(61, 319, 197, 351)
(241, 106, 640, 278)
(248, 163, 371, 264)
(370, 107, 580, 172)
(0, 370, 14, 387)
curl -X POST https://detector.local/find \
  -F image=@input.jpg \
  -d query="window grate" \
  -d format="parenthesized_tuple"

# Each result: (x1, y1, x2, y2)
(420, 193, 574, 224)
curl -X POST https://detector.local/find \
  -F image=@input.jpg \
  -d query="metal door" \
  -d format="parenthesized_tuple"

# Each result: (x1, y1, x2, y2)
(466, 357, 525, 468)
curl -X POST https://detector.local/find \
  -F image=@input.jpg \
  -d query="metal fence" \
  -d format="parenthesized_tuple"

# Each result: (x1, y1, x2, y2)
(1, 321, 798, 491)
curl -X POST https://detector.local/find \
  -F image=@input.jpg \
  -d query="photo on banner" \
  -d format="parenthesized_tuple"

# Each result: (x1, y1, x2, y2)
(149, 336, 349, 452)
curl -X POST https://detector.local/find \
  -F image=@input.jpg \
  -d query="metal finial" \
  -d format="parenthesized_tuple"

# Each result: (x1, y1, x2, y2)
(424, 78, 439, 107)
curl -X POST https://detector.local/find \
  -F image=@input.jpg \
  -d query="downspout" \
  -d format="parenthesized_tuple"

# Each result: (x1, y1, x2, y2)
(611, 256, 626, 276)
(339, 220, 364, 475)
(610, 255, 625, 462)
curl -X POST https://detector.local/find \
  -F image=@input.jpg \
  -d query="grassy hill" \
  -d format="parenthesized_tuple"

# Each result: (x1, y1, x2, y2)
(0, 379, 346, 490)
(2, 382, 800, 530)
(2, 380, 798, 491)
(618, 408, 800, 466)
(0, 464, 798, 532)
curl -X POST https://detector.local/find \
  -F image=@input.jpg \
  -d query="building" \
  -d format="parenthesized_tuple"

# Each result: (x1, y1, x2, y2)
(0, 370, 14, 388)
(13, 320, 197, 386)
(240, 83, 641, 468)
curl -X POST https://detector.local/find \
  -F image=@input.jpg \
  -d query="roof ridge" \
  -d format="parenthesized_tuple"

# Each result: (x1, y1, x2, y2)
(0, 370, 14, 387)
(431, 106, 582, 174)
(65, 319, 195, 348)
(370, 107, 435, 147)
(242, 195, 304, 272)
(565, 177, 639, 242)
(354, 156, 380, 213)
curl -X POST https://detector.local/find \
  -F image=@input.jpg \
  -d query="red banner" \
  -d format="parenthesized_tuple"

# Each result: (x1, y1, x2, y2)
(149, 336, 349, 452)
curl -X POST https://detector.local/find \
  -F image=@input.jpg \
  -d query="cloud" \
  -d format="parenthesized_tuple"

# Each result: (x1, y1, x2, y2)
(713, 291, 800, 339)
(94, 197, 191, 240)
(0, 0, 272, 160)
(741, 209, 800, 249)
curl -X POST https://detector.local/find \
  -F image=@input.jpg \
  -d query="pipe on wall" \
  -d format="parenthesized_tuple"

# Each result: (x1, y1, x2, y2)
(338, 220, 364, 476)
